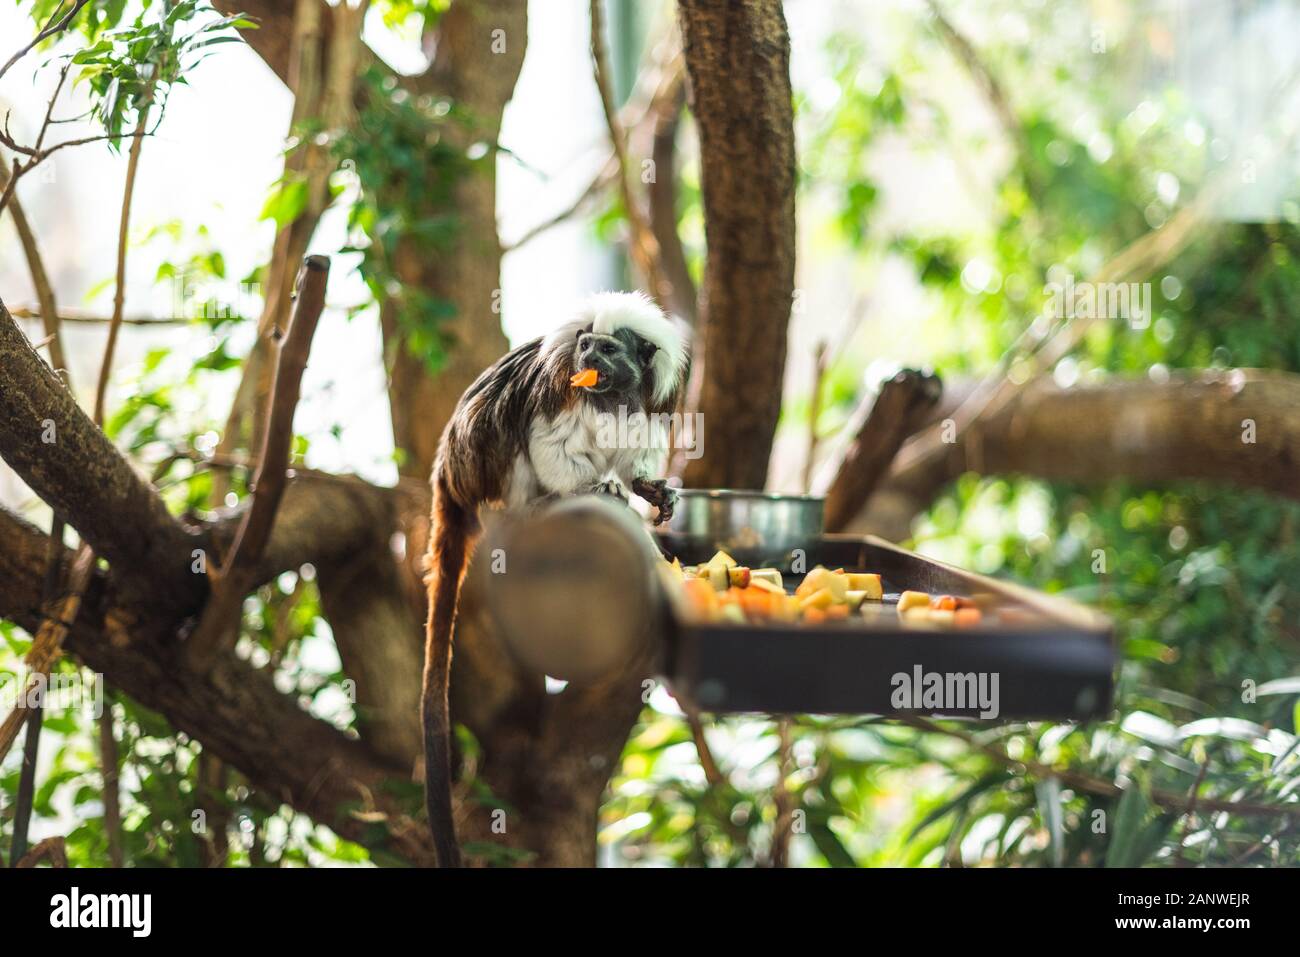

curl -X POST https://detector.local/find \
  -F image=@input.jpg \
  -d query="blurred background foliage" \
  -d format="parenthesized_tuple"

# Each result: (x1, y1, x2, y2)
(602, 0, 1300, 867)
(1, 0, 1297, 866)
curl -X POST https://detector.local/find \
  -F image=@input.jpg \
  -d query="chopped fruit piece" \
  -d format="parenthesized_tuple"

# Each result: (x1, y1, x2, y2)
(897, 590, 931, 612)
(719, 603, 746, 624)
(665, 553, 984, 631)
(682, 578, 717, 618)
(798, 587, 835, 611)
(845, 573, 883, 599)
(569, 368, 599, 388)
(737, 585, 772, 617)
(799, 567, 848, 602)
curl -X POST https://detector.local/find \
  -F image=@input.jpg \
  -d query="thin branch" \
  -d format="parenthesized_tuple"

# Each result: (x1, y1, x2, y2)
(0, 0, 91, 84)
(769, 717, 795, 867)
(644, 60, 696, 323)
(94, 76, 158, 425)
(15, 835, 69, 868)
(801, 342, 829, 494)
(589, 0, 671, 306)
(503, 41, 683, 255)
(925, 0, 1038, 195)
(501, 157, 619, 253)
(223, 257, 331, 574)
(7, 514, 65, 864)
(31, 63, 71, 155)
(0, 164, 69, 381)
(0, 544, 95, 764)
(685, 707, 725, 789)
(8, 306, 187, 326)
(0, 126, 147, 159)
(98, 681, 123, 866)
(187, 256, 331, 666)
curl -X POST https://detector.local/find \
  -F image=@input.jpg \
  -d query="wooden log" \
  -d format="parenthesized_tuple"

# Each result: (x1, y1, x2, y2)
(474, 497, 665, 684)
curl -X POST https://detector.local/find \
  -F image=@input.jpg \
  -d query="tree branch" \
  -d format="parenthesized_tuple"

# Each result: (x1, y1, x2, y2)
(15, 835, 68, 868)
(0, 504, 439, 865)
(0, 161, 68, 379)
(187, 256, 330, 665)
(0, 0, 91, 83)
(823, 369, 942, 531)
(855, 369, 1300, 536)
(590, 0, 671, 306)
(0, 300, 204, 617)
(645, 63, 696, 324)
(93, 76, 157, 424)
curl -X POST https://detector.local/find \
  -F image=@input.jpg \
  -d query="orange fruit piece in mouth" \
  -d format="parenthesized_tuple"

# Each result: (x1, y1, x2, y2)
(570, 368, 599, 388)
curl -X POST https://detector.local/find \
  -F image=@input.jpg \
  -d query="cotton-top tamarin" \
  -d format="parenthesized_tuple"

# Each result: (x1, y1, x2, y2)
(421, 291, 688, 866)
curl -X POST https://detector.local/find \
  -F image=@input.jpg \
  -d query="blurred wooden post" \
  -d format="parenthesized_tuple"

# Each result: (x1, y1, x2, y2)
(823, 369, 942, 532)
(475, 497, 666, 684)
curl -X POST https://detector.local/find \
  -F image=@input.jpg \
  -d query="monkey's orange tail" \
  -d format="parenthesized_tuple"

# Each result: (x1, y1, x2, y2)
(422, 470, 478, 868)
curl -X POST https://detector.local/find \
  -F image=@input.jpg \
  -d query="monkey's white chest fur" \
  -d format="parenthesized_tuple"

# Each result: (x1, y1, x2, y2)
(505, 401, 664, 510)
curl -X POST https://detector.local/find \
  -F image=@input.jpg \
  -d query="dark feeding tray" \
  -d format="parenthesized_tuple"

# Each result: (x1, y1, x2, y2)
(660, 534, 1115, 721)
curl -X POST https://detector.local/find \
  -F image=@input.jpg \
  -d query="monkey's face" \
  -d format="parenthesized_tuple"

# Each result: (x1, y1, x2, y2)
(573, 328, 656, 400)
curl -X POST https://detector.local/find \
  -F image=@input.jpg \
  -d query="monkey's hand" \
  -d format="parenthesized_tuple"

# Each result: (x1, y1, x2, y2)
(631, 477, 677, 526)
(588, 479, 629, 502)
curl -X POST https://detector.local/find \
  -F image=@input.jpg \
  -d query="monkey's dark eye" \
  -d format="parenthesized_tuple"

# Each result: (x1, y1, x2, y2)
(599, 341, 618, 356)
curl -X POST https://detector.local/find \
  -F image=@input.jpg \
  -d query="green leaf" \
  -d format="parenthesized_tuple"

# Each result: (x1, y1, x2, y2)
(1035, 777, 1065, 868)
(260, 177, 308, 228)
(1105, 786, 1151, 868)
(807, 820, 856, 868)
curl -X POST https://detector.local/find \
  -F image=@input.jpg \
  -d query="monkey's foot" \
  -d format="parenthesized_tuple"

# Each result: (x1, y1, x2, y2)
(632, 477, 677, 526)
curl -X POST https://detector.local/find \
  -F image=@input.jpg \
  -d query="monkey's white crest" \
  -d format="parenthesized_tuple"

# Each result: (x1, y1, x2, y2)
(583, 291, 688, 406)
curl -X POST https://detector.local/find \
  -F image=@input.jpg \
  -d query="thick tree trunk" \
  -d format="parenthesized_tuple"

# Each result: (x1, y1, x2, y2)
(677, 0, 797, 489)
(386, 0, 527, 480)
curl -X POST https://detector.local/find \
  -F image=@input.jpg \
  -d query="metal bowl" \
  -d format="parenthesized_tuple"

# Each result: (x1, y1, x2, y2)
(660, 489, 824, 570)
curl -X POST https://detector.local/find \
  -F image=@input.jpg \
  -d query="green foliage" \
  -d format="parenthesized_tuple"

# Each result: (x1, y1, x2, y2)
(334, 65, 475, 372)
(64, 1, 254, 147)
(604, 3, 1298, 868)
